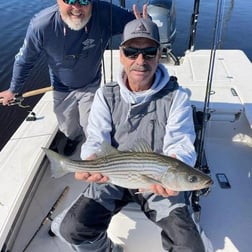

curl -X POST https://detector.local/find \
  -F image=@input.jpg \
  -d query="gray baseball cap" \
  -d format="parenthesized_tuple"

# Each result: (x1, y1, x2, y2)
(120, 18, 160, 46)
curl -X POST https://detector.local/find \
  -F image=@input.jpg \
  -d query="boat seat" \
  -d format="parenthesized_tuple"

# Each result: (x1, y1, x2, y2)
(108, 202, 166, 251)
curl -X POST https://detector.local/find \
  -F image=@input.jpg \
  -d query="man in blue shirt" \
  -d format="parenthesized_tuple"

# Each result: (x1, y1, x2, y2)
(0, 0, 146, 155)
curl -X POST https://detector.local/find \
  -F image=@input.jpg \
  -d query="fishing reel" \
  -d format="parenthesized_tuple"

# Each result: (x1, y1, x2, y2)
(0, 86, 53, 108)
(0, 96, 29, 108)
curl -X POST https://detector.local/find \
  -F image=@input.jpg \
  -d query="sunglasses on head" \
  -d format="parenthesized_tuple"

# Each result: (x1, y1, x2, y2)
(121, 47, 159, 60)
(63, 0, 91, 6)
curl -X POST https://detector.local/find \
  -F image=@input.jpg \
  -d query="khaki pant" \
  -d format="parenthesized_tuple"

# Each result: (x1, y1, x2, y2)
(53, 86, 96, 140)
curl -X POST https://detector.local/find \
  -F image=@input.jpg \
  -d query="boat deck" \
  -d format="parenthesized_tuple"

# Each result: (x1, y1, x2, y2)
(1, 50, 252, 252)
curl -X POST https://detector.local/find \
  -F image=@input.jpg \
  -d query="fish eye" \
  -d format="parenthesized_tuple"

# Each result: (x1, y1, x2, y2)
(188, 175, 198, 183)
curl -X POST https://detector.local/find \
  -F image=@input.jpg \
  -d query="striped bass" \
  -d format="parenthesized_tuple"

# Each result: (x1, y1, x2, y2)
(42, 141, 212, 191)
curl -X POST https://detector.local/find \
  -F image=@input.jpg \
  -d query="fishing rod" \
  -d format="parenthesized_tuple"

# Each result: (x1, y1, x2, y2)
(192, 0, 225, 219)
(100, 0, 113, 84)
(22, 186, 69, 252)
(197, 0, 224, 169)
(109, 0, 113, 82)
(0, 86, 53, 108)
(188, 0, 201, 51)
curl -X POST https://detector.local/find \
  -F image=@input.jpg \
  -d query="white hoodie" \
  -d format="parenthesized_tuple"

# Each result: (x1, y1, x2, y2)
(81, 64, 196, 166)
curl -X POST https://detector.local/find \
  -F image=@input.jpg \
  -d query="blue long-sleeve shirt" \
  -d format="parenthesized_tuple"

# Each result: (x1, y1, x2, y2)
(10, 1, 135, 93)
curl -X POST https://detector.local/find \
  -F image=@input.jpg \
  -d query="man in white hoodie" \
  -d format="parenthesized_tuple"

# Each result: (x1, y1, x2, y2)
(51, 18, 206, 252)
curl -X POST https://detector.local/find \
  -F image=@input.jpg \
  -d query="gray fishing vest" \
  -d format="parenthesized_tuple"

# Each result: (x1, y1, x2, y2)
(102, 76, 179, 153)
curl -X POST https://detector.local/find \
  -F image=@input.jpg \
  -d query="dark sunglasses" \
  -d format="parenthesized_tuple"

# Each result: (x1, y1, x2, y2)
(63, 0, 91, 6)
(121, 47, 159, 60)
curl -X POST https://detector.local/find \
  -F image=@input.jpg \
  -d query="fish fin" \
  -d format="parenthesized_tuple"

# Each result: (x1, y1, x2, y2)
(96, 141, 120, 157)
(130, 138, 153, 152)
(140, 174, 163, 185)
(42, 147, 69, 178)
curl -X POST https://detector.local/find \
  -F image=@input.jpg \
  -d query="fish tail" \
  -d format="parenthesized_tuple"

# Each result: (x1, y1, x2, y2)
(42, 147, 69, 178)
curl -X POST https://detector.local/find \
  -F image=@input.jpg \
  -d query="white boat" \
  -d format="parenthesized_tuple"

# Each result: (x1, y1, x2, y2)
(1, 1, 252, 251)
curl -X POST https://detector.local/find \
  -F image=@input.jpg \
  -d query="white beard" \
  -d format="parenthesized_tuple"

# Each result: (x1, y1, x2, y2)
(62, 14, 91, 31)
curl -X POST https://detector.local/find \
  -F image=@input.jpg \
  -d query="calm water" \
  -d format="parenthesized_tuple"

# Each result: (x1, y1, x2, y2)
(0, 0, 252, 150)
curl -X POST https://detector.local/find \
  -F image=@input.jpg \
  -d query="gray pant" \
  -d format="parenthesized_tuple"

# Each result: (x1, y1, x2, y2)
(51, 183, 206, 252)
(53, 86, 97, 140)
(51, 209, 111, 252)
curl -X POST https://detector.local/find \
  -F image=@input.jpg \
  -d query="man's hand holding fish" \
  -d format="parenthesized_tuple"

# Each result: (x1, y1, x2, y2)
(75, 153, 109, 184)
(74, 149, 179, 197)
(75, 170, 179, 197)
